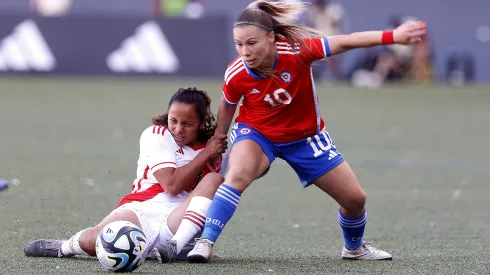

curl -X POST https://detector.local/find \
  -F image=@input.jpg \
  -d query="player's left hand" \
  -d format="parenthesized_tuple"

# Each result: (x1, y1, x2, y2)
(393, 21, 427, 45)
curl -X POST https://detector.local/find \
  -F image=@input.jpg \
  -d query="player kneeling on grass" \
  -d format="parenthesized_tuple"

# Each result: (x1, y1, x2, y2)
(24, 87, 228, 262)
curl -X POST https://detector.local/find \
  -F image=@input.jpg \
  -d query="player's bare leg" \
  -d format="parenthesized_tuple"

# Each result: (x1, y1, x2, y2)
(219, 140, 270, 192)
(24, 209, 140, 258)
(313, 161, 392, 260)
(153, 172, 223, 263)
(187, 140, 270, 263)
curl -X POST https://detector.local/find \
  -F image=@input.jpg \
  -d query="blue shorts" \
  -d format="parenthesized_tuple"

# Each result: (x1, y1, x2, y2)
(229, 122, 344, 187)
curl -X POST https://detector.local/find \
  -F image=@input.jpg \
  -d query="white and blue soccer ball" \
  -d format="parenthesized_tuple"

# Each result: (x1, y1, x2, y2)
(95, 221, 148, 273)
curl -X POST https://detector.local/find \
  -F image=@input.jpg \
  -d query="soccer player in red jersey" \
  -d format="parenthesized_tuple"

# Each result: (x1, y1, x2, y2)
(182, 1, 425, 263)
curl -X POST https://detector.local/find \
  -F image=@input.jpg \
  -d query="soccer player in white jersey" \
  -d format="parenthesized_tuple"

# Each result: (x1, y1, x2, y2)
(24, 87, 229, 261)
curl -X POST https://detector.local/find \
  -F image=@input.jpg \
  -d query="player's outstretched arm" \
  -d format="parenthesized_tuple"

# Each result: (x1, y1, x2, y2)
(215, 98, 238, 136)
(327, 20, 427, 56)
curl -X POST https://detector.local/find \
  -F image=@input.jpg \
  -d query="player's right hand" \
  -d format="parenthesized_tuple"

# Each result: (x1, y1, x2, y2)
(205, 134, 228, 158)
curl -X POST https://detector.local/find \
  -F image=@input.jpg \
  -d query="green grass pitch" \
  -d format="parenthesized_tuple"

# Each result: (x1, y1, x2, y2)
(1, 77, 489, 274)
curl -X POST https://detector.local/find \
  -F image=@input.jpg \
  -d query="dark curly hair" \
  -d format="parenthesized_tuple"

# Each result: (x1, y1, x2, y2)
(152, 87, 216, 144)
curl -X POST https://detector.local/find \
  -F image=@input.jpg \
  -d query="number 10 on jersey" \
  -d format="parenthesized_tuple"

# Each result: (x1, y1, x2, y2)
(264, 88, 292, 107)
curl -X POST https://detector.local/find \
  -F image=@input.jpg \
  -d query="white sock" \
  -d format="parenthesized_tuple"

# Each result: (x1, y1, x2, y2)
(172, 196, 212, 253)
(61, 229, 89, 256)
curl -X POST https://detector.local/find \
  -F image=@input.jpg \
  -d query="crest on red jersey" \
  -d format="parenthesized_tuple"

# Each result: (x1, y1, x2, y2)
(280, 71, 292, 83)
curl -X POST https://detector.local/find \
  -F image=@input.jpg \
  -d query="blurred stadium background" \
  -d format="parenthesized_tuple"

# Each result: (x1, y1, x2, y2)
(1, 0, 489, 274)
(0, 0, 489, 83)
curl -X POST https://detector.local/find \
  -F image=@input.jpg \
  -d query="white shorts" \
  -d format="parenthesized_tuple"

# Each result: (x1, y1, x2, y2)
(113, 192, 188, 252)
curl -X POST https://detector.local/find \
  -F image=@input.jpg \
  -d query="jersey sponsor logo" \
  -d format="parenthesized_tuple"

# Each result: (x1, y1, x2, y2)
(106, 21, 179, 73)
(0, 20, 56, 72)
(250, 88, 261, 94)
(176, 148, 184, 155)
(280, 71, 292, 83)
(328, 150, 339, 160)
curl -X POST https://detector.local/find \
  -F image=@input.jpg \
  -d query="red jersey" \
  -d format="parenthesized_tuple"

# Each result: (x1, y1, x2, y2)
(222, 37, 330, 143)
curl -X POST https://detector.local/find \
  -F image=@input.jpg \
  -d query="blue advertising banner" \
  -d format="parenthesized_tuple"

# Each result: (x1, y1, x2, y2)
(0, 14, 230, 77)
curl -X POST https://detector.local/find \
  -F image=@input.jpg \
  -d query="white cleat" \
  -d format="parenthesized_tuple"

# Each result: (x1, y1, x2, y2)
(341, 242, 392, 260)
(187, 238, 214, 263)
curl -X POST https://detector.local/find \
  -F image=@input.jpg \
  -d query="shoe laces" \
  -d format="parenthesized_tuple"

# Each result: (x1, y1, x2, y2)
(44, 240, 61, 251)
(166, 239, 177, 248)
(360, 242, 380, 254)
(193, 238, 213, 252)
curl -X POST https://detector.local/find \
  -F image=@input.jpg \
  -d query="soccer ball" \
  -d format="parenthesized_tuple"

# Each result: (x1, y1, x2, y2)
(95, 221, 148, 273)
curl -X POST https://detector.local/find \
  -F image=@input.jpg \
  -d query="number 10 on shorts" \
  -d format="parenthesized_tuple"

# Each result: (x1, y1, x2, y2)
(307, 132, 336, 158)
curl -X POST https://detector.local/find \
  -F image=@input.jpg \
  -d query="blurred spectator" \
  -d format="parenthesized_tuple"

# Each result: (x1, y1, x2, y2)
(152, 0, 204, 19)
(349, 16, 434, 88)
(31, 0, 72, 17)
(311, 0, 343, 38)
(309, 0, 345, 83)
(446, 52, 475, 86)
(409, 35, 434, 83)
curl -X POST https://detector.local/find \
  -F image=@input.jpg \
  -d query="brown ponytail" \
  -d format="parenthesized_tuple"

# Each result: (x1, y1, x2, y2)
(234, 1, 322, 78)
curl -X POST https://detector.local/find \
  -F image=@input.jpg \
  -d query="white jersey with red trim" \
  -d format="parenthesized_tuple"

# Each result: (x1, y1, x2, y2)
(117, 125, 228, 207)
